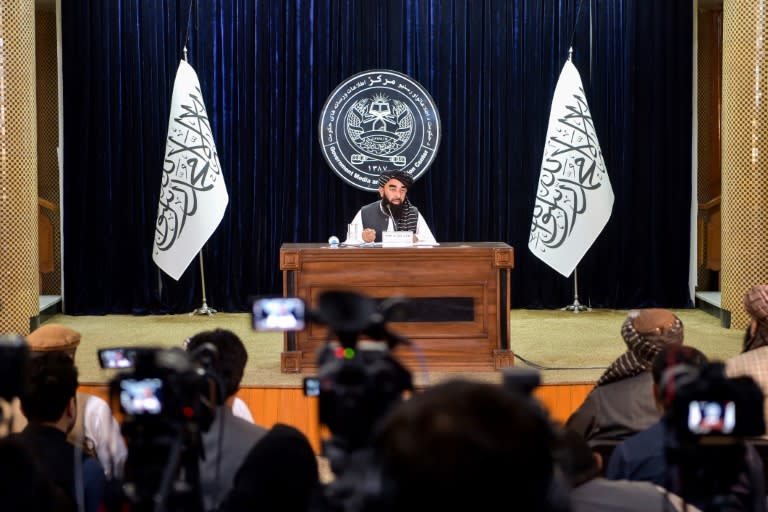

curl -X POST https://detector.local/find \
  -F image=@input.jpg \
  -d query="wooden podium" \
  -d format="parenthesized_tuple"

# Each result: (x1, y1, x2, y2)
(279, 242, 514, 373)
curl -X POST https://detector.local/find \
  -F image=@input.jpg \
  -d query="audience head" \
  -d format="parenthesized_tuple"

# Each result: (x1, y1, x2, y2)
(21, 352, 78, 427)
(26, 324, 81, 358)
(597, 308, 684, 386)
(743, 284, 768, 352)
(651, 345, 709, 410)
(185, 328, 247, 401)
(218, 423, 319, 512)
(557, 428, 602, 487)
(375, 379, 556, 512)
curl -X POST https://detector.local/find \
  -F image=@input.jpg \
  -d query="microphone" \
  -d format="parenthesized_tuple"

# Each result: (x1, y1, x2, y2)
(387, 205, 398, 231)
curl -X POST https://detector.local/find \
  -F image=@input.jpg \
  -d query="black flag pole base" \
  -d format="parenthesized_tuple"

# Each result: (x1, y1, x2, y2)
(190, 300, 217, 316)
(560, 297, 591, 313)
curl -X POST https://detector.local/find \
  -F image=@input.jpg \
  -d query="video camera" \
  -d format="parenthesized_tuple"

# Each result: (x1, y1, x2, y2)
(667, 361, 765, 441)
(98, 346, 221, 512)
(0, 334, 29, 402)
(252, 291, 414, 471)
(664, 362, 765, 511)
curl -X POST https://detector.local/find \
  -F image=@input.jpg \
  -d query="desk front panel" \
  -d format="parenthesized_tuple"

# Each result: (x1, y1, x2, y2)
(281, 243, 513, 372)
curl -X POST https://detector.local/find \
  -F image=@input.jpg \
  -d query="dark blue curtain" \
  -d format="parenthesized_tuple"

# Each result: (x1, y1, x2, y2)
(61, 0, 692, 314)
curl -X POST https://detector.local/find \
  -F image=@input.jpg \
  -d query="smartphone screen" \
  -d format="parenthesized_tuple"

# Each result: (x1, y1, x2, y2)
(120, 378, 163, 415)
(252, 297, 306, 331)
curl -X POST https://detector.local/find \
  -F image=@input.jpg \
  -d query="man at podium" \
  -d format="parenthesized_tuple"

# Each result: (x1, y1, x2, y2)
(344, 170, 436, 244)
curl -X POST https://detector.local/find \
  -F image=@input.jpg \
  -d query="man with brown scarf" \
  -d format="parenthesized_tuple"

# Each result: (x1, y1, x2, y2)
(726, 284, 768, 432)
(344, 170, 436, 244)
(566, 308, 685, 441)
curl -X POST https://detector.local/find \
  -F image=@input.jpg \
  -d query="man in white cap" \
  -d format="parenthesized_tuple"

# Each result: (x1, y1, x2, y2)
(18, 323, 127, 478)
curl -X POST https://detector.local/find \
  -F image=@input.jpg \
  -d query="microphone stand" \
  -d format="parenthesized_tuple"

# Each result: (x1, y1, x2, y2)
(561, 267, 590, 313)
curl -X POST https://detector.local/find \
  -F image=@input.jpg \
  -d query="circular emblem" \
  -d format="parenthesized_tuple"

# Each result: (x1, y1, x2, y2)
(319, 69, 441, 191)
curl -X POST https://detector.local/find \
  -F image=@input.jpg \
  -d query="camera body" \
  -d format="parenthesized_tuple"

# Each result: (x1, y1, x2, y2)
(0, 334, 29, 402)
(100, 347, 220, 511)
(253, 292, 414, 472)
(104, 347, 218, 430)
(664, 362, 765, 510)
(668, 362, 765, 441)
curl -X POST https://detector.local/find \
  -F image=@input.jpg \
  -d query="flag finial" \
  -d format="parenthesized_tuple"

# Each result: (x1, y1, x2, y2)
(568, 47, 573, 62)
(183, 46, 188, 62)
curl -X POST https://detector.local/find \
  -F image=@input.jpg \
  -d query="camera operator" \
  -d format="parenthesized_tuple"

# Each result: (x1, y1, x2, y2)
(9, 352, 106, 512)
(185, 328, 268, 512)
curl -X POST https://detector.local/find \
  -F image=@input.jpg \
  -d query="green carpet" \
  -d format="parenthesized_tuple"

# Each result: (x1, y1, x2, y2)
(46, 308, 742, 387)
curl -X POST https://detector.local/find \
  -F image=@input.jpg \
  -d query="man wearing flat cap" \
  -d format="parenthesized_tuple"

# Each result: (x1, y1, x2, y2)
(344, 170, 436, 244)
(566, 308, 685, 442)
(727, 284, 768, 434)
(15, 323, 127, 478)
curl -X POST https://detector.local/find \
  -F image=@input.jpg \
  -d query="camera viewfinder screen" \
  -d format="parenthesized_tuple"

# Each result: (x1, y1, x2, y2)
(252, 298, 305, 331)
(120, 378, 163, 415)
(687, 400, 736, 435)
(99, 348, 135, 369)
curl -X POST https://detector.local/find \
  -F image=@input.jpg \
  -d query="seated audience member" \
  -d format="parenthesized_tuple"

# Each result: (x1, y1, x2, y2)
(218, 423, 320, 512)
(0, 436, 75, 512)
(558, 428, 696, 512)
(606, 345, 709, 484)
(185, 328, 268, 511)
(9, 352, 106, 512)
(374, 379, 560, 512)
(15, 324, 127, 478)
(183, 335, 254, 423)
(566, 309, 684, 441)
(727, 284, 768, 431)
(607, 347, 766, 511)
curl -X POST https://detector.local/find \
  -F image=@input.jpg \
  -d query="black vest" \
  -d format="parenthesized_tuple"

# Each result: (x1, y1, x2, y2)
(360, 201, 419, 243)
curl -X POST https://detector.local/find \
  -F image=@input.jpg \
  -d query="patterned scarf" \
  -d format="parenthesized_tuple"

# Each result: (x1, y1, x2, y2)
(378, 171, 418, 233)
(597, 309, 684, 387)
(743, 284, 768, 352)
(381, 199, 419, 233)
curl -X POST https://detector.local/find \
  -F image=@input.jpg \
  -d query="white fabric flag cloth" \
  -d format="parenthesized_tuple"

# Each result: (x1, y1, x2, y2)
(152, 60, 228, 281)
(528, 59, 614, 278)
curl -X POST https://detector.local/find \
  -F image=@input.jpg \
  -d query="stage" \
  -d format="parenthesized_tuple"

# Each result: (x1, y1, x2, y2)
(51, 307, 741, 387)
(54, 307, 741, 451)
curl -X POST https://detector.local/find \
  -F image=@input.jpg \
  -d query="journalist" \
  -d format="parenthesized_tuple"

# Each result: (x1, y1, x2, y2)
(185, 328, 267, 511)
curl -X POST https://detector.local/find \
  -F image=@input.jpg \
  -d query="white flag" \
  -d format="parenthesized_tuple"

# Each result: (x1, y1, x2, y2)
(528, 59, 614, 278)
(152, 60, 228, 281)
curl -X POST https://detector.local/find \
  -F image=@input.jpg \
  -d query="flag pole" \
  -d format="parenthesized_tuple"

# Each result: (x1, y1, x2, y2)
(561, 267, 590, 313)
(190, 251, 216, 316)
(180, 42, 216, 317)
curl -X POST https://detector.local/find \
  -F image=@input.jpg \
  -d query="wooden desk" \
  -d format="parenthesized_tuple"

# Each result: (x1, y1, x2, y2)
(279, 242, 514, 373)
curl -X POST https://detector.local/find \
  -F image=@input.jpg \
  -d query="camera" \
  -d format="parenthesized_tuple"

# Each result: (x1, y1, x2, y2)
(0, 334, 29, 402)
(664, 362, 765, 511)
(100, 346, 221, 512)
(668, 362, 765, 440)
(253, 291, 414, 512)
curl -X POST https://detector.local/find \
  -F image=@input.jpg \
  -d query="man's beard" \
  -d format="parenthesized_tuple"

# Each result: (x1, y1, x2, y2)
(381, 196, 405, 216)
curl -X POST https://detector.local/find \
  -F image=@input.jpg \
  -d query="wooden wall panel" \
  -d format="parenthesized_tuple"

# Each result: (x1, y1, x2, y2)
(79, 382, 594, 454)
